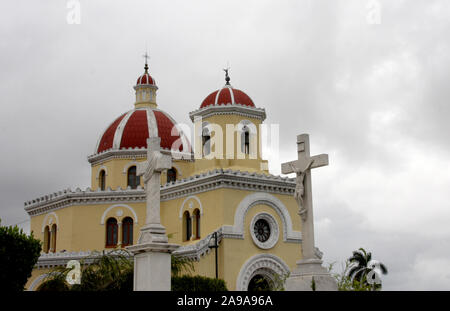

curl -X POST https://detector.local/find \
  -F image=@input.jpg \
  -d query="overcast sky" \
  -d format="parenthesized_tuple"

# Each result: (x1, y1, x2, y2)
(1, 0, 450, 290)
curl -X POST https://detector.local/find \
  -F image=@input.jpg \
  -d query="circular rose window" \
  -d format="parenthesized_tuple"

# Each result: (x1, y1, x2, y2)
(250, 213, 279, 249)
(254, 219, 271, 242)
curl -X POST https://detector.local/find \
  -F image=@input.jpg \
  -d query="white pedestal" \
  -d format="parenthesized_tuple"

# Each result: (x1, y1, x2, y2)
(127, 225, 179, 291)
(285, 258, 338, 291)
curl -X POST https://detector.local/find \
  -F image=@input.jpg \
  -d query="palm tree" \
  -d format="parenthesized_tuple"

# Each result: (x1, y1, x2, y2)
(348, 248, 387, 289)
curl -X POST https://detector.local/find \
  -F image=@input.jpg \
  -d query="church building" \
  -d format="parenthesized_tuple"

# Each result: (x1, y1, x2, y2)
(24, 59, 305, 291)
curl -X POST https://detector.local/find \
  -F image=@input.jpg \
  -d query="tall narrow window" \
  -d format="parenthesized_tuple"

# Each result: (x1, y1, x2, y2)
(242, 126, 250, 155)
(43, 226, 50, 253)
(99, 170, 106, 191)
(202, 128, 211, 156)
(127, 166, 140, 189)
(122, 217, 133, 246)
(106, 218, 118, 247)
(193, 209, 201, 239)
(183, 211, 191, 241)
(50, 224, 57, 253)
(167, 168, 177, 183)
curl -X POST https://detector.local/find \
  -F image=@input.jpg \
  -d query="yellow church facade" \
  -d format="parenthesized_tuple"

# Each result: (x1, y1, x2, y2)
(24, 62, 304, 291)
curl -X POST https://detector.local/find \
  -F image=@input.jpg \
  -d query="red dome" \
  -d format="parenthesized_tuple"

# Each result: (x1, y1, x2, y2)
(96, 108, 190, 154)
(136, 72, 156, 86)
(200, 85, 255, 108)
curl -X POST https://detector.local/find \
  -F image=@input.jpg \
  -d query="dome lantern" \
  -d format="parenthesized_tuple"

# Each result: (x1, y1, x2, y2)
(134, 53, 158, 108)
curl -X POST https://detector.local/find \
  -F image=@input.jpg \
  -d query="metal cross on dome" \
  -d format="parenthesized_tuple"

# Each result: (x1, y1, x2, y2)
(143, 52, 150, 64)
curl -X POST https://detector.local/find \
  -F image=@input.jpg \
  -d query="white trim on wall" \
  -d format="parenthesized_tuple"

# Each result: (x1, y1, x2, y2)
(96, 165, 108, 179)
(122, 161, 140, 174)
(41, 212, 59, 233)
(100, 204, 138, 225)
(222, 192, 301, 243)
(236, 253, 290, 291)
(179, 195, 203, 219)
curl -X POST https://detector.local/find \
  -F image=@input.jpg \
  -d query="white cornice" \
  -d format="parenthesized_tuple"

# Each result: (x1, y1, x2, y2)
(189, 104, 266, 122)
(87, 148, 194, 165)
(24, 169, 296, 216)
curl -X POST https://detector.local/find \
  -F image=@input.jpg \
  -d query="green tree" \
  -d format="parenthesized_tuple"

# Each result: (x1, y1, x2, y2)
(331, 261, 373, 291)
(348, 248, 387, 289)
(0, 219, 42, 291)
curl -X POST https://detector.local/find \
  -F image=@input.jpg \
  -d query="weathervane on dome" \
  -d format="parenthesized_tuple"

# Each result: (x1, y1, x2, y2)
(223, 62, 231, 85)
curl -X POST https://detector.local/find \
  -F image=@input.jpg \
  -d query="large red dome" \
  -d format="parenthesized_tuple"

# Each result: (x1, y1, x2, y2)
(200, 85, 255, 108)
(96, 108, 190, 154)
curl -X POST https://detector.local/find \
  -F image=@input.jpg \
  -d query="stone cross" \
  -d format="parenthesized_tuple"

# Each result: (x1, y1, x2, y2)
(127, 137, 179, 291)
(281, 134, 328, 260)
(136, 137, 172, 242)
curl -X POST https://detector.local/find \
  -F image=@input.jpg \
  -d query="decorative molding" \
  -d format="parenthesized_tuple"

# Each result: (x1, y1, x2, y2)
(222, 192, 301, 243)
(41, 212, 59, 233)
(24, 170, 296, 217)
(236, 253, 290, 291)
(179, 195, 203, 219)
(250, 212, 279, 250)
(189, 104, 266, 122)
(100, 204, 138, 224)
(28, 273, 53, 291)
(34, 250, 130, 269)
(173, 228, 224, 261)
(87, 147, 193, 165)
(24, 187, 146, 217)
(96, 165, 108, 179)
(160, 169, 296, 202)
(122, 161, 140, 174)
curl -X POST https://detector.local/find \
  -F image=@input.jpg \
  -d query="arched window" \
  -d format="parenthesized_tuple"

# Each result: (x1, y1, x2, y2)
(43, 226, 50, 253)
(50, 224, 57, 253)
(242, 126, 250, 155)
(202, 127, 211, 156)
(127, 166, 140, 189)
(122, 217, 133, 247)
(99, 170, 106, 191)
(193, 209, 201, 240)
(106, 218, 118, 247)
(183, 211, 191, 241)
(167, 167, 177, 183)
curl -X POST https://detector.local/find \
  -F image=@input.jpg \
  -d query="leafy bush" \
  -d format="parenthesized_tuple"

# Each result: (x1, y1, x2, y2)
(37, 251, 225, 292)
(172, 275, 227, 291)
(0, 219, 42, 291)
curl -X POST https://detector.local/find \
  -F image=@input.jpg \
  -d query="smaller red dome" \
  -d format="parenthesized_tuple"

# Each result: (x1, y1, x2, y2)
(136, 72, 155, 86)
(200, 86, 255, 108)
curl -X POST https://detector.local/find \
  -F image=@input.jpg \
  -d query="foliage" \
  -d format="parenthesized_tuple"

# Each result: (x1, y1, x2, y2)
(329, 248, 388, 291)
(0, 219, 42, 291)
(348, 248, 388, 290)
(37, 250, 134, 291)
(172, 275, 227, 291)
(247, 272, 289, 291)
(332, 261, 373, 291)
(36, 272, 69, 291)
(311, 276, 316, 291)
(37, 250, 221, 292)
(171, 254, 195, 277)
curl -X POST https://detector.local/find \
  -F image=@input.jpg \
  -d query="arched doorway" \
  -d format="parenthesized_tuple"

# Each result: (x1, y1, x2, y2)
(248, 274, 272, 291)
(236, 254, 290, 291)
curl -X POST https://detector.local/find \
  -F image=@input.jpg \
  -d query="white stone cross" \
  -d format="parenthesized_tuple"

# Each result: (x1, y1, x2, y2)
(137, 137, 172, 227)
(281, 134, 328, 260)
(127, 137, 179, 291)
